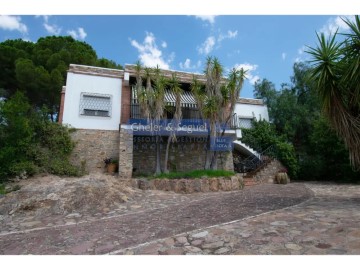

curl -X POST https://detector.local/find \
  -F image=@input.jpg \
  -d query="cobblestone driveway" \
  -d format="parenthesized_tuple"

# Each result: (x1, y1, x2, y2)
(1, 182, 359, 255)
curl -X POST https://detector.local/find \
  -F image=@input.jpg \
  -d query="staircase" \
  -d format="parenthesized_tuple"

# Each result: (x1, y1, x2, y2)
(233, 140, 260, 159)
(234, 144, 281, 187)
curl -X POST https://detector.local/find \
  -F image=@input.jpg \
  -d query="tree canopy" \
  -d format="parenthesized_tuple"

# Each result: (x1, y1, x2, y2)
(307, 15, 360, 170)
(251, 61, 359, 181)
(0, 36, 123, 121)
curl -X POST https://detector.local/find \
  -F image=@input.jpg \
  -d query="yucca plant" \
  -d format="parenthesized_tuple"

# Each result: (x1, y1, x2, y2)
(163, 73, 183, 173)
(307, 15, 360, 170)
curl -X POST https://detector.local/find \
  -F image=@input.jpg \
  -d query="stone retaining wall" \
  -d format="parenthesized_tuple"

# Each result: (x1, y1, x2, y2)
(70, 129, 119, 173)
(136, 174, 244, 194)
(253, 159, 285, 183)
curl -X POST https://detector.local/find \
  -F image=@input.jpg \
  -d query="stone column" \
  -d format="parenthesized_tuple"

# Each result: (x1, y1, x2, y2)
(214, 150, 235, 172)
(119, 127, 133, 178)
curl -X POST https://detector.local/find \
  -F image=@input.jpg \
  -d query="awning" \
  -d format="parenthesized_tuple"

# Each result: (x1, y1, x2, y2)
(132, 87, 197, 108)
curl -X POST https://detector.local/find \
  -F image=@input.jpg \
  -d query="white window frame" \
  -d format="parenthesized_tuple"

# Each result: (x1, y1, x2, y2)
(79, 92, 112, 117)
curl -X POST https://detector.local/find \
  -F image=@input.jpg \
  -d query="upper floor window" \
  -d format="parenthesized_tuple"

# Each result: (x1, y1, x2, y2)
(79, 92, 112, 117)
(238, 117, 253, 129)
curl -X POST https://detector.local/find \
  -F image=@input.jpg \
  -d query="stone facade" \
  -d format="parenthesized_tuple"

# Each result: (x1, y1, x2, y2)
(119, 128, 133, 178)
(70, 129, 120, 173)
(133, 136, 234, 175)
(70, 130, 234, 177)
(252, 159, 285, 183)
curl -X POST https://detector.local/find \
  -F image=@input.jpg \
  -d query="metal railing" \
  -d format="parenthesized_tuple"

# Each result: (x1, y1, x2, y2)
(129, 103, 201, 120)
(234, 144, 276, 174)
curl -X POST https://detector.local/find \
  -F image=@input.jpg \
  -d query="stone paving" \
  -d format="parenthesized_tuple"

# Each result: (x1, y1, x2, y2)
(0, 182, 359, 255)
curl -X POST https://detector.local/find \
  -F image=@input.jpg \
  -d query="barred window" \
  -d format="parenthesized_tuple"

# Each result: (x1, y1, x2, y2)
(79, 93, 112, 117)
(238, 117, 253, 129)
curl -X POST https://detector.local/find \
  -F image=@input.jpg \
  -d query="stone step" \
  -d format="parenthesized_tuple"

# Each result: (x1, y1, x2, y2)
(243, 178, 259, 187)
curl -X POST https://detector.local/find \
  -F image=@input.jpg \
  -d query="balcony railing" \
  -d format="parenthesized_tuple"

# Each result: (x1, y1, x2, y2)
(129, 103, 201, 121)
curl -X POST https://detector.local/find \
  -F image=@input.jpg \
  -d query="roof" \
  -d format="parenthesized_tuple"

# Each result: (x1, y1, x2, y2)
(68, 64, 124, 79)
(236, 98, 264, 105)
(125, 64, 227, 84)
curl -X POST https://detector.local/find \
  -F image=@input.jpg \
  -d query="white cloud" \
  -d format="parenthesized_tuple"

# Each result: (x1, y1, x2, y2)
(78, 28, 87, 39)
(180, 58, 192, 69)
(282, 52, 287, 60)
(44, 23, 61, 35)
(227, 30, 238, 38)
(234, 63, 260, 85)
(218, 30, 238, 42)
(179, 58, 202, 70)
(298, 45, 306, 55)
(294, 45, 309, 63)
(198, 36, 215, 55)
(0, 15, 27, 33)
(194, 15, 217, 24)
(161, 41, 167, 48)
(21, 37, 33, 43)
(130, 32, 172, 69)
(67, 27, 87, 40)
(320, 15, 354, 37)
(37, 15, 62, 35)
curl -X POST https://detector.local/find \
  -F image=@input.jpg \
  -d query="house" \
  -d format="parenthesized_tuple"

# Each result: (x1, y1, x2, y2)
(59, 64, 269, 177)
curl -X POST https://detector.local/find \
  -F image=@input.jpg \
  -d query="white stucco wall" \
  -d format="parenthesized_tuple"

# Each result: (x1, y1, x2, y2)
(62, 72, 122, 130)
(234, 101, 269, 121)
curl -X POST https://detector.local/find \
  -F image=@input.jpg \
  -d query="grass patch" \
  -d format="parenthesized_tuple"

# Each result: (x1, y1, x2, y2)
(151, 169, 235, 179)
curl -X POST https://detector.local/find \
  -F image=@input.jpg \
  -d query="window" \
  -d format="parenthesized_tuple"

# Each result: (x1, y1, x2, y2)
(79, 93, 112, 117)
(238, 117, 253, 129)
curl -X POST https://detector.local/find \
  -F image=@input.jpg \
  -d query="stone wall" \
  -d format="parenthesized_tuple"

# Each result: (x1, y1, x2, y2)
(133, 136, 234, 175)
(70, 129, 119, 173)
(119, 128, 133, 178)
(253, 159, 285, 183)
(137, 174, 244, 194)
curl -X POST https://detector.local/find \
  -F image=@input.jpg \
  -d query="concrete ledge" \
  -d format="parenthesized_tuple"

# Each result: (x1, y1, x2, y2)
(136, 174, 244, 194)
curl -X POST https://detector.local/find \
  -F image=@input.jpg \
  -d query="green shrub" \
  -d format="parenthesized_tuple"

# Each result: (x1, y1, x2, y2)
(47, 158, 82, 176)
(242, 120, 299, 179)
(0, 92, 82, 182)
(275, 141, 299, 179)
(8, 161, 39, 179)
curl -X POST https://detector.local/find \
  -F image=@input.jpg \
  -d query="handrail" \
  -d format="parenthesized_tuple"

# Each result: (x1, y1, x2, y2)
(234, 144, 276, 173)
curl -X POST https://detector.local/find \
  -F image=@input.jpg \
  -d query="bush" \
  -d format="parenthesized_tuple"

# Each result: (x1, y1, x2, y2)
(275, 141, 299, 179)
(242, 120, 299, 178)
(0, 92, 82, 182)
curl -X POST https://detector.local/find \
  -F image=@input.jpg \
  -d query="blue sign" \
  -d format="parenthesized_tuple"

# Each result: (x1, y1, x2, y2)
(127, 118, 209, 136)
(210, 136, 233, 151)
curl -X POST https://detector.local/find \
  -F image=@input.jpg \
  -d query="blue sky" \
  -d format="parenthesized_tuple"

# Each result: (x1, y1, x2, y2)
(0, 13, 357, 97)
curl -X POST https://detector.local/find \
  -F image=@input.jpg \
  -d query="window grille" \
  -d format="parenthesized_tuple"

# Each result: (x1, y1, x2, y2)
(79, 93, 112, 117)
(238, 117, 253, 129)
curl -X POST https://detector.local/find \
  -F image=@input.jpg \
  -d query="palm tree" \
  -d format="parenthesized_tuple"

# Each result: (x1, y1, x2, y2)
(163, 73, 183, 173)
(202, 57, 224, 169)
(190, 76, 205, 120)
(307, 15, 360, 170)
(152, 65, 167, 175)
(135, 61, 152, 121)
(210, 67, 246, 168)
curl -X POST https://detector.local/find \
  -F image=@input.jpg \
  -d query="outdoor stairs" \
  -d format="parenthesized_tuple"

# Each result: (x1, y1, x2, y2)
(242, 158, 276, 187)
(243, 177, 258, 187)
